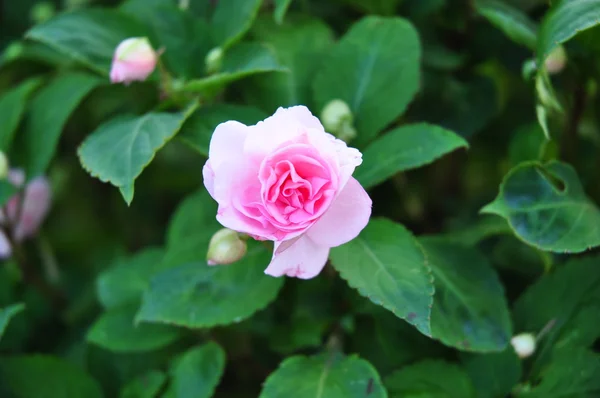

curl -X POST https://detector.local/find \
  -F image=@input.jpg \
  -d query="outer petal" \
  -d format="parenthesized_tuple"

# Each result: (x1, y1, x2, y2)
(307, 177, 371, 248)
(208, 121, 249, 171)
(13, 177, 51, 241)
(265, 235, 330, 279)
(202, 161, 215, 198)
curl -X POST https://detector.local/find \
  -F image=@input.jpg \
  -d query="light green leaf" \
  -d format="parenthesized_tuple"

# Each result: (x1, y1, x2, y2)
(0, 355, 103, 398)
(119, 183, 135, 206)
(0, 78, 43, 151)
(181, 43, 286, 94)
(136, 241, 283, 328)
(329, 218, 434, 336)
(87, 305, 181, 353)
(313, 16, 421, 146)
(120, 370, 166, 398)
(461, 349, 522, 398)
(19, 73, 103, 177)
(475, 0, 538, 49)
(0, 303, 24, 342)
(274, 0, 293, 24)
(537, 0, 600, 65)
(26, 9, 149, 75)
(354, 123, 468, 189)
(163, 342, 226, 398)
(97, 247, 165, 310)
(211, 0, 263, 49)
(260, 354, 386, 398)
(178, 104, 267, 156)
(385, 360, 476, 398)
(78, 106, 196, 192)
(481, 161, 600, 253)
(420, 238, 512, 352)
(0, 181, 18, 208)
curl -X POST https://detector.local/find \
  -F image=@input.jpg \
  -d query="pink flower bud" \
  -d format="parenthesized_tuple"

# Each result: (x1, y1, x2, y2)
(110, 37, 157, 85)
(207, 228, 247, 266)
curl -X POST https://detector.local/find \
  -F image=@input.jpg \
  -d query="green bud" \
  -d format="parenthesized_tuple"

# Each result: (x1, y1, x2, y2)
(205, 47, 224, 75)
(207, 228, 247, 266)
(31, 2, 56, 24)
(320, 99, 357, 142)
(544, 46, 567, 75)
(0, 152, 8, 180)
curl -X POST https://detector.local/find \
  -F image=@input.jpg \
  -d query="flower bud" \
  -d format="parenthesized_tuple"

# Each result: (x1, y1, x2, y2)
(207, 228, 247, 266)
(0, 152, 9, 180)
(205, 47, 223, 75)
(544, 46, 567, 75)
(320, 99, 357, 142)
(30, 2, 56, 24)
(110, 37, 158, 85)
(511, 333, 536, 359)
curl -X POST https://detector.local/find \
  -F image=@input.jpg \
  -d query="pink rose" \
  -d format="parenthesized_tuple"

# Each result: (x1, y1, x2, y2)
(203, 106, 372, 279)
(110, 37, 158, 85)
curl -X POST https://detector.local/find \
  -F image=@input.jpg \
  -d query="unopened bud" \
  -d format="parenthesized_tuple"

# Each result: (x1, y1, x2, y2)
(30, 2, 56, 24)
(0, 152, 9, 180)
(511, 333, 536, 359)
(110, 37, 158, 85)
(544, 46, 567, 75)
(207, 228, 247, 266)
(321, 99, 357, 142)
(205, 47, 223, 74)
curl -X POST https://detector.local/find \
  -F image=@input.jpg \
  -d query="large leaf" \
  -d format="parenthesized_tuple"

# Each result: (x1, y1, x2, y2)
(313, 16, 421, 146)
(384, 360, 476, 398)
(87, 305, 181, 353)
(178, 104, 267, 156)
(211, 0, 263, 49)
(163, 342, 226, 398)
(0, 355, 103, 398)
(120, 370, 166, 398)
(0, 78, 43, 151)
(475, 0, 538, 49)
(136, 241, 284, 328)
(481, 161, 600, 253)
(537, 0, 600, 65)
(19, 73, 103, 177)
(329, 218, 434, 336)
(354, 123, 468, 189)
(420, 238, 512, 352)
(461, 349, 522, 398)
(260, 354, 386, 398)
(26, 9, 148, 75)
(0, 303, 24, 342)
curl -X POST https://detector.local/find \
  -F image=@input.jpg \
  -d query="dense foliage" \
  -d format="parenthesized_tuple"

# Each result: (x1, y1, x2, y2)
(1, 0, 600, 397)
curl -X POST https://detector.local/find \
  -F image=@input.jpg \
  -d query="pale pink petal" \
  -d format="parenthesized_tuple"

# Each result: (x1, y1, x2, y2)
(202, 161, 215, 198)
(265, 235, 329, 279)
(208, 121, 249, 171)
(307, 177, 371, 248)
(0, 231, 12, 259)
(13, 176, 51, 241)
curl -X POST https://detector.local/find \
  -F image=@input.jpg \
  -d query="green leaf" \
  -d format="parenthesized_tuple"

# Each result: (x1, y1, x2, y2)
(97, 247, 166, 309)
(329, 218, 434, 336)
(119, 183, 135, 206)
(78, 105, 196, 194)
(211, 0, 263, 49)
(87, 305, 181, 353)
(537, 0, 600, 65)
(163, 342, 226, 398)
(259, 354, 387, 398)
(313, 16, 421, 146)
(439, 215, 511, 246)
(481, 161, 600, 253)
(354, 123, 468, 189)
(274, 0, 293, 24)
(0, 303, 24, 342)
(384, 360, 476, 398)
(19, 73, 103, 177)
(136, 241, 284, 328)
(181, 43, 286, 94)
(420, 238, 512, 352)
(0, 78, 43, 151)
(0, 355, 103, 398)
(461, 349, 522, 398)
(339, 0, 403, 15)
(178, 104, 267, 156)
(0, 180, 18, 208)
(26, 9, 149, 75)
(120, 370, 166, 398)
(475, 0, 538, 49)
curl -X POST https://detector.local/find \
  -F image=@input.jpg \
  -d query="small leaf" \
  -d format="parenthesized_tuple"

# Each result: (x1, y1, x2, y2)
(0, 355, 103, 398)
(211, 0, 263, 49)
(475, 0, 538, 49)
(481, 161, 600, 253)
(384, 359, 476, 398)
(274, 0, 293, 24)
(87, 305, 181, 353)
(163, 342, 226, 398)
(329, 218, 434, 337)
(420, 238, 512, 352)
(537, 0, 600, 65)
(120, 370, 166, 398)
(119, 183, 134, 206)
(354, 123, 468, 189)
(461, 348, 522, 398)
(0, 78, 44, 151)
(259, 354, 386, 398)
(314, 16, 421, 146)
(0, 303, 24, 342)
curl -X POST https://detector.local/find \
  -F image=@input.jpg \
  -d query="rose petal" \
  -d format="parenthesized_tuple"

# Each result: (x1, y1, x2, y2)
(265, 235, 329, 279)
(307, 177, 371, 248)
(13, 176, 51, 241)
(0, 231, 12, 259)
(202, 161, 215, 198)
(208, 121, 249, 171)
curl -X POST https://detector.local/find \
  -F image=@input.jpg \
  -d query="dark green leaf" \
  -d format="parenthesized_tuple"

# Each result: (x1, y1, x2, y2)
(274, 0, 293, 24)
(0, 180, 18, 208)
(211, 0, 263, 49)
(120, 370, 166, 398)
(475, 0, 538, 49)
(0, 78, 43, 151)
(0, 303, 24, 342)
(462, 349, 522, 398)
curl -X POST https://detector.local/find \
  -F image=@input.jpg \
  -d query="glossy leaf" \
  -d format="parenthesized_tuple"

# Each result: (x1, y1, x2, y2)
(475, 0, 538, 49)
(0, 303, 24, 342)
(330, 218, 434, 336)
(462, 349, 522, 398)
(120, 370, 166, 398)
(313, 16, 421, 146)
(260, 354, 386, 398)
(482, 161, 600, 253)
(0, 78, 43, 151)
(354, 123, 468, 189)
(211, 0, 263, 49)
